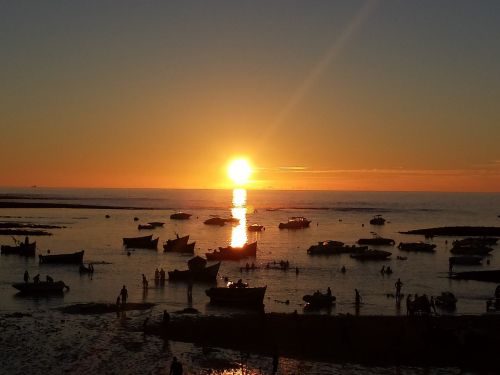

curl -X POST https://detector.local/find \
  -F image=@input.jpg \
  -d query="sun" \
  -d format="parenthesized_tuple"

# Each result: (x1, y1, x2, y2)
(228, 159, 252, 186)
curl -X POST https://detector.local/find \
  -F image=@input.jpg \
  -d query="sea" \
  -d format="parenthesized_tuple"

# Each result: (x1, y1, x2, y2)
(1, 188, 499, 374)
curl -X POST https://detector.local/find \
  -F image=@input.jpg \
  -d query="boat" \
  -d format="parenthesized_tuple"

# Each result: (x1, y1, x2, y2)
(307, 241, 367, 255)
(369, 215, 386, 225)
(1, 237, 36, 256)
(435, 292, 457, 310)
(453, 237, 498, 246)
(248, 224, 264, 232)
(148, 222, 164, 227)
(39, 250, 84, 264)
(205, 241, 257, 261)
(170, 212, 192, 220)
(450, 245, 493, 255)
(205, 284, 267, 306)
(204, 217, 226, 226)
(450, 270, 500, 282)
(123, 235, 159, 249)
(397, 242, 436, 252)
(357, 237, 395, 246)
(302, 291, 336, 308)
(350, 249, 392, 261)
(12, 281, 69, 294)
(449, 256, 482, 265)
(138, 224, 155, 230)
(163, 235, 190, 252)
(279, 217, 311, 229)
(168, 256, 221, 282)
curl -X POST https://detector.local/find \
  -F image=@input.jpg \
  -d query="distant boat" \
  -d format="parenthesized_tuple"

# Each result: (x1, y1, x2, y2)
(307, 241, 367, 255)
(39, 250, 84, 264)
(357, 237, 395, 246)
(138, 224, 155, 230)
(278, 217, 311, 229)
(248, 224, 265, 232)
(303, 292, 336, 308)
(397, 242, 436, 252)
(1, 238, 36, 256)
(450, 270, 500, 282)
(450, 245, 493, 255)
(168, 256, 220, 282)
(204, 217, 226, 226)
(350, 249, 392, 261)
(123, 235, 159, 249)
(453, 237, 498, 246)
(205, 284, 266, 307)
(205, 241, 257, 261)
(449, 256, 482, 265)
(369, 215, 386, 225)
(170, 212, 192, 220)
(12, 281, 69, 294)
(148, 222, 164, 227)
(163, 235, 190, 253)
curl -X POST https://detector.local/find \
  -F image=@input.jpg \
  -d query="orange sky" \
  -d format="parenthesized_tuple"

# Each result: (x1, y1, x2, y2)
(0, 2, 499, 192)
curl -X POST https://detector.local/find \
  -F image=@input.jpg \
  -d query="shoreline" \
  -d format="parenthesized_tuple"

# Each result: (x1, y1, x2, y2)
(0, 202, 157, 210)
(145, 312, 500, 369)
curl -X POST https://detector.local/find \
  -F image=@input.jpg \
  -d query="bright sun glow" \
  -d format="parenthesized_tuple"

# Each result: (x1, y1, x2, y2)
(228, 159, 252, 186)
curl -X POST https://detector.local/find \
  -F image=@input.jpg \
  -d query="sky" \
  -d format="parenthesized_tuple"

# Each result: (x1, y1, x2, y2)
(0, 0, 499, 191)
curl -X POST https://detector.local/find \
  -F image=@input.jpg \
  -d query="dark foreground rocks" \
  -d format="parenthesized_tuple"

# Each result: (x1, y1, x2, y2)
(146, 313, 500, 369)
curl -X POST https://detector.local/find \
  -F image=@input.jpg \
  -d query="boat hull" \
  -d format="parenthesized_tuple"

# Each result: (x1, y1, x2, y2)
(39, 250, 84, 264)
(1, 242, 36, 256)
(451, 270, 500, 282)
(205, 286, 266, 306)
(168, 262, 220, 282)
(205, 242, 257, 261)
(12, 281, 68, 294)
(123, 235, 159, 249)
(163, 235, 190, 252)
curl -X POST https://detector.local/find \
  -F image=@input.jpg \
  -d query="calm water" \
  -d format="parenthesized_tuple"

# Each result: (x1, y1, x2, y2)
(1, 188, 499, 374)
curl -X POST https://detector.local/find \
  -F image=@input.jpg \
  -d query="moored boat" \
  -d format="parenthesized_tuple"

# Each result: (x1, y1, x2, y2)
(205, 241, 257, 261)
(123, 235, 159, 249)
(204, 217, 226, 226)
(39, 250, 84, 264)
(170, 212, 192, 220)
(449, 256, 482, 265)
(163, 235, 190, 252)
(453, 237, 498, 246)
(168, 256, 220, 282)
(303, 291, 336, 308)
(205, 284, 266, 306)
(148, 222, 164, 227)
(450, 270, 500, 282)
(279, 217, 311, 229)
(1, 237, 36, 256)
(138, 224, 155, 230)
(248, 224, 264, 232)
(307, 241, 367, 255)
(350, 249, 392, 261)
(369, 215, 386, 225)
(397, 242, 436, 252)
(450, 245, 493, 255)
(12, 281, 69, 294)
(357, 237, 395, 246)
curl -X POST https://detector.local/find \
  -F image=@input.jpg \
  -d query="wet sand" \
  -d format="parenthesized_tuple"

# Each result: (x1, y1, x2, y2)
(145, 312, 500, 369)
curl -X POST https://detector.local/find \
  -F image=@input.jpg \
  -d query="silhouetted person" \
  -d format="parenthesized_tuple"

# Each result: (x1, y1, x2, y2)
(46, 275, 53, 283)
(120, 285, 128, 306)
(160, 268, 166, 282)
(295, 267, 299, 275)
(406, 294, 412, 316)
(187, 282, 193, 303)
(380, 265, 385, 274)
(142, 274, 148, 289)
(355, 289, 362, 306)
(395, 278, 403, 300)
(154, 268, 160, 281)
(327, 287, 332, 296)
(386, 266, 393, 274)
(163, 310, 170, 326)
(430, 296, 437, 314)
(24, 236, 29, 245)
(169, 356, 183, 375)
(449, 258, 454, 273)
(341, 266, 346, 273)
(23, 270, 29, 283)
(33, 274, 40, 284)
(116, 296, 121, 308)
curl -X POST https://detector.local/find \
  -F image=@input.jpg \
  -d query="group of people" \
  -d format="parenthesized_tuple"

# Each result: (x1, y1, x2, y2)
(406, 293, 436, 315)
(116, 285, 128, 308)
(23, 270, 53, 284)
(380, 265, 393, 275)
(154, 268, 166, 283)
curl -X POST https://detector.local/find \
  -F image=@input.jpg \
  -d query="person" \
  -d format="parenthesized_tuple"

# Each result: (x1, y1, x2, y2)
(163, 310, 170, 326)
(169, 356, 183, 375)
(154, 268, 160, 281)
(430, 296, 437, 314)
(46, 275, 54, 283)
(89, 264, 94, 274)
(295, 267, 299, 275)
(160, 268, 166, 282)
(142, 274, 148, 289)
(386, 266, 393, 274)
(116, 296, 121, 308)
(23, 270, 30, 283)
(406, 294, 412, 316)
(33, 274, 40, 284)
(380, 265, 385, 274)
(449, 258, 454, 273)
(341, 266, 346, 273)
(120, 285, 128, 306)
(355, 289, 362, 306)
(327, 287, 332, 296)
(187, 282, 193, 303)
(245, 262, 250, 270)
(395, 278, 403, 300)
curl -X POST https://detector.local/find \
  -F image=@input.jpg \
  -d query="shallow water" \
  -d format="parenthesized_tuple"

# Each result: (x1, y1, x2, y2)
(0, 188, 499, 373)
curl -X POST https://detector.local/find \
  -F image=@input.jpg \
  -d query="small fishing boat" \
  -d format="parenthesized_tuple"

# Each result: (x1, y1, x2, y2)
(168, 256, 220, 282)
(148, 222, 164, 227)
(450, 270, 500, 282)
(163, 235, 190, 252)
(350, 249, 392, 261)
(435, 292, 457, 310)
(357, 237, 395, 246)
(453, 237, 498, 246)
(123, 235, 159, 249)
(248, 224, 264, 232)
(138, 224, 155, 230)
(369, 215, 386, 225)
(39, 250, 84, 264)
(205, 284, 266, 306)
(303, 291, 336, 308)
(450, 245, 493, 255)
(1, 237, 36, 256)
(307, 241, 367, 255)
(205, 241, 257, 261)
(449, 256, 482, 265)
(279, 217, 311, 229)
(397, 242, 436, 252)
(170, 212, 192, 220)
(12, 281, 69, 294)
(204, 217, 226, 226)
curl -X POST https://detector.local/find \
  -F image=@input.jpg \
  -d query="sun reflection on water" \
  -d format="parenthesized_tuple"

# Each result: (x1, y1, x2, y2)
(231, 188, 247, 247)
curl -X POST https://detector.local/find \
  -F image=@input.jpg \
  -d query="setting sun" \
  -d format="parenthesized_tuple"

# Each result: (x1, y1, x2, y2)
(227, 159, 252, 186)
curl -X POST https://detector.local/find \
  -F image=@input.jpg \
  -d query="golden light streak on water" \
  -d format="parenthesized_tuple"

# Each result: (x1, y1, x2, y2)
(231, 188, 247, 247)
